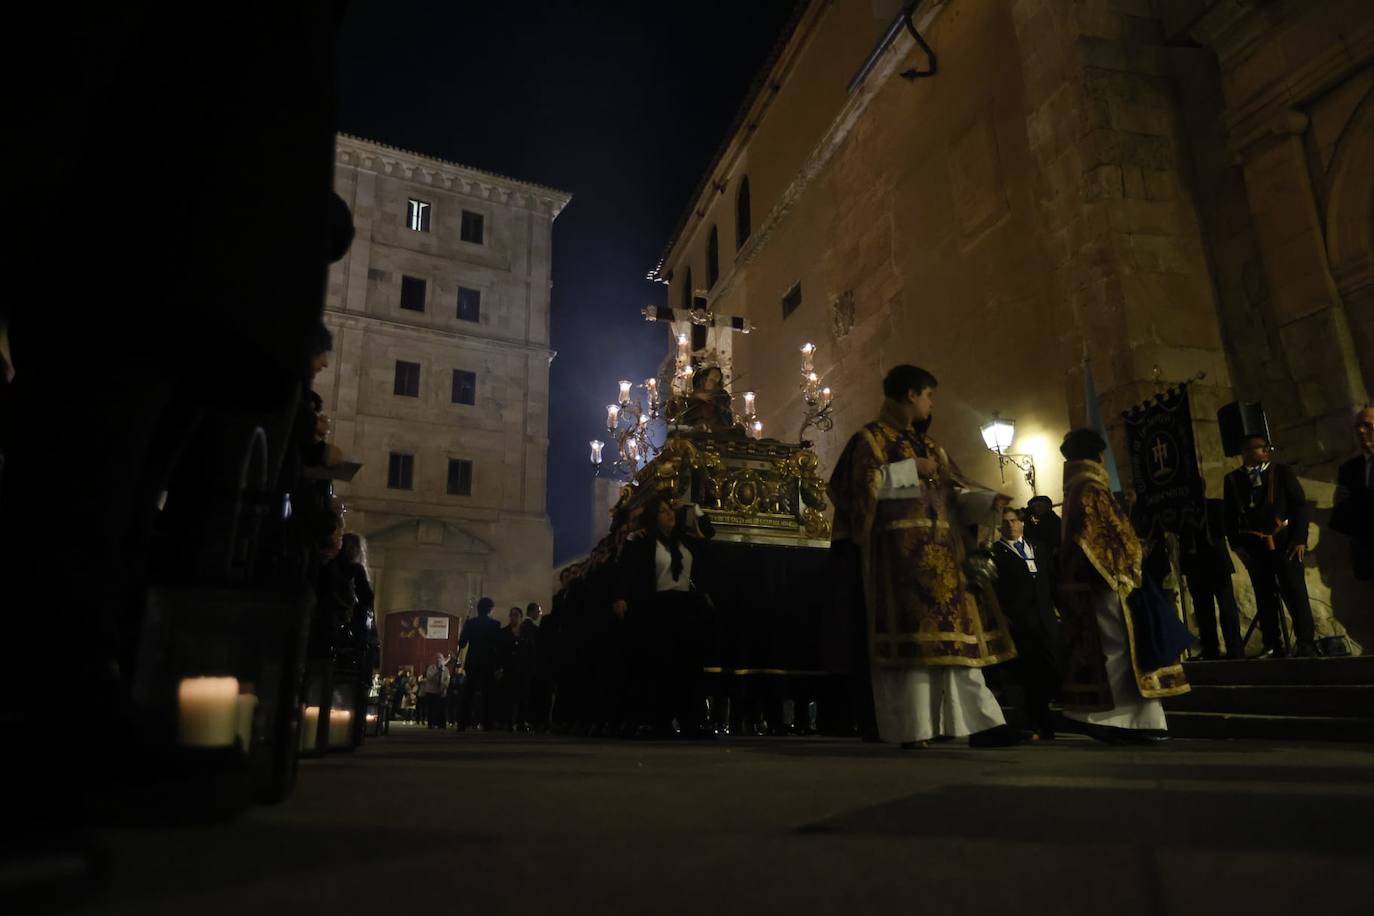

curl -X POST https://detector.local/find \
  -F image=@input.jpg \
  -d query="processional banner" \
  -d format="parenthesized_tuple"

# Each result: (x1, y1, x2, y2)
(1122, 384, 1205, 537)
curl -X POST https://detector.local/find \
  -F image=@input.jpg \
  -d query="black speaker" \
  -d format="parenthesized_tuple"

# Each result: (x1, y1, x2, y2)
(1216, 401, 1270, 457)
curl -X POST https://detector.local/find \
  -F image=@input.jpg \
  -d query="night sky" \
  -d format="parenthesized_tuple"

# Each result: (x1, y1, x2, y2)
(335, 0, 798, 563)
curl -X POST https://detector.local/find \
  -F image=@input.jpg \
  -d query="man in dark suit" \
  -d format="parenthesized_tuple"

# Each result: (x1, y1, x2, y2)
(456, 597, 503, 730)
(991, 507, 1065, 739)
(1180, 478, 1244, 660)
(1222, 436, 1317, 657)
(1330, 405, 1374, 584)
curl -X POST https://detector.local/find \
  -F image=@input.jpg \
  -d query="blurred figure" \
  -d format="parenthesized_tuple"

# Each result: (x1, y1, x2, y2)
(456, 598, 502, 731)
(421, 654, 449, 729)
(1179, 477, 1243, 660)
(1331, 404, 1374, 585)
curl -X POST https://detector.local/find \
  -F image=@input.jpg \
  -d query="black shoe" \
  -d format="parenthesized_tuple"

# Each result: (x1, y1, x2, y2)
(1291, 642, 1321, 658)
(1117, 729, 1170, 745)
(1080, 722, 1127, 745)
(968, 725, 1025, 748)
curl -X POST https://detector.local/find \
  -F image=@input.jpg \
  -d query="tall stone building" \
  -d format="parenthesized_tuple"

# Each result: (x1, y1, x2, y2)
(316, 134, 570, 652)
(653, 0, 1374, 647)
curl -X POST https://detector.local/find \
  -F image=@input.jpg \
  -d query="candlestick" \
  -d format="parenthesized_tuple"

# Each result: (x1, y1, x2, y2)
(177, 676, 239, 748)
(821, 387, 832, 407)
(801, 342, 816, 372)
(743, 391, 756, 418)
(606, 404, 619, 431)
(590, 439, 604, 465)
(236, 692, 258, 753)
(618, 380, 632, 405)
(645, 378, 659, 403)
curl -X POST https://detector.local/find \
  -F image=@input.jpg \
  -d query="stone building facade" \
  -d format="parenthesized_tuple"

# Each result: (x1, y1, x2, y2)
(316, 135, 570, 658)
(653, 0, 1374, 648)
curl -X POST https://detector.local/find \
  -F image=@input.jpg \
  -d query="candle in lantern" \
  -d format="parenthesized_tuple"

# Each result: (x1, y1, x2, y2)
(645, 377, 659, 403)
(328, 709, 353, 747)
(177, 676, 240, 748)
(300, 705, 321, 751)
(618, 380, 633, 405)
(821, 387, 833, 407)
(743, 391, 756, 418)
(235, 692, 258, 753)
(590, 439, 604, 465)
(801, 342, 816, 372)
(606, 404, 619, 431)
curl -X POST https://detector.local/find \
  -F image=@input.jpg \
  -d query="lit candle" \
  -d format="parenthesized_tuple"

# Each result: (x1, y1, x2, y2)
(328, 709, 353, 748)
(743, 391, 756, 418)
(177, 676, 239, 748)
(638, 413, 649, 429)
(752, 419, 764, 439)
(801, 342, 816, 372)
(645, 378, 659, 403)
(235, 691, 258, 753)
(300, 705, 320, 751)
(821, 387, 832, 407)
(626, 438, 640, 464)
(606, 404, 619, 431)
(618, 380, 633, 405)
(590, 439, 604, 465)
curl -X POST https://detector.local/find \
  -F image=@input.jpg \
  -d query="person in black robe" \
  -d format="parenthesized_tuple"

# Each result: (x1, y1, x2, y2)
(1179, 480, 1244, 660)
(1330, 405, 1374, 586)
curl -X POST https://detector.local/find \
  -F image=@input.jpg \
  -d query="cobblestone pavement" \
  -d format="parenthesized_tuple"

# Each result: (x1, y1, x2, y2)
(79, 725, 1374, 915)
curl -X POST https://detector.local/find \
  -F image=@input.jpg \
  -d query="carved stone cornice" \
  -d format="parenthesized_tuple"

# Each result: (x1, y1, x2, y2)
(336, 133, 572, 219)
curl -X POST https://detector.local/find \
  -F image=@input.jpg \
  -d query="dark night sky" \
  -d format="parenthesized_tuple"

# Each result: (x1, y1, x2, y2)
(335, 0, 798, 563)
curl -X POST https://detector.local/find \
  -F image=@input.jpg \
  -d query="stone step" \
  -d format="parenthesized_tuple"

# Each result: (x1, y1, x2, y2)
(1165, 710, 1374, 742)
(1181, 655, 1374, 687)
(1165, 684, 1374, 719)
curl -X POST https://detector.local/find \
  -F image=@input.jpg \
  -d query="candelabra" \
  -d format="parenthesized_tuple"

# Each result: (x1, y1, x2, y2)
(797, 342, 835, 446)
(591, 377, 664, 478)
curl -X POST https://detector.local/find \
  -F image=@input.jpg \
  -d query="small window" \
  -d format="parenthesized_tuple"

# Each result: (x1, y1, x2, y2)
(447, 458, 473, 496)
(460, 210, 485, 244)
(406, 199, 431, 232)
(400, 275, 426, 311)
(387, 452, 414, 490)
(457, 286, 481, 322)
(451, 369, 477, 405)
(706, 225, 720, 288)
(781, 282, 802, 320)
(394, 360, 421, 397)
(736, 176, 751, 250)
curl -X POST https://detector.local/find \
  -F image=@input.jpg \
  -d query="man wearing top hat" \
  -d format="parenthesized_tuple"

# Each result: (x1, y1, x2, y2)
(1222, 435, 1318, 657)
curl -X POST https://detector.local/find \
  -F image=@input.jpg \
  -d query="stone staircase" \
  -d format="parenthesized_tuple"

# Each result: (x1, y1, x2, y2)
(1163, 656, 1374, 741)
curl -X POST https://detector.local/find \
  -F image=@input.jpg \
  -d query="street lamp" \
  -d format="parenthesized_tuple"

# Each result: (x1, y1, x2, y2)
(980, 411, 1036, 491)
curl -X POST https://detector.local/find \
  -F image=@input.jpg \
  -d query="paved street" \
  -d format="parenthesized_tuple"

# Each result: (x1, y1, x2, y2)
(75, 725, 1373, 915)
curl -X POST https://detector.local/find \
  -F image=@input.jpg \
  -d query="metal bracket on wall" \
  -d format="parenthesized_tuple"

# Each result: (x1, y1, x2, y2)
(899, 5, 937, 81)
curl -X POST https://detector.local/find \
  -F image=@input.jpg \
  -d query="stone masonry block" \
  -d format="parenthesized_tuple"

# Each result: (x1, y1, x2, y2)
(1122, 164, 1146, 198)
(1105, 196, 1187, 235)
(1142, 169, 1175, 200)
(1110, 99, 1175, 136)
(1085, 164, 1124, 201)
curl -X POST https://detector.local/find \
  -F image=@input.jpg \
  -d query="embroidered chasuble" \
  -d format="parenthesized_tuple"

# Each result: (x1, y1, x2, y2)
(1058, 459, 1189, 710)
(828, 402, 1016, 669)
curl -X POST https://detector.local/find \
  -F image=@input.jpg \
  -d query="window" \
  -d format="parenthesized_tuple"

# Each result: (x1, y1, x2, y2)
(460, 209, 485, 244)
(706, 225, 719, 289)
(736, 176, 751, 250)
(457, 286, 481, 322)
(451, 369, 477, 405)
(400, 275, 426, 311)
(681, 267, 693, 311)
(387, 452, 414, 490)
(782, 282, 802, 320)
(394, 360, 421, 397)
(447, 458, 473, 496)
(406, 198, 431, 232)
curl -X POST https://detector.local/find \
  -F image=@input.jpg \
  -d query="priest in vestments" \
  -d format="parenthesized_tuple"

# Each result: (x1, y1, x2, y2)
(828, 365, 1020, 749)
(1057, 429, 1189, 741)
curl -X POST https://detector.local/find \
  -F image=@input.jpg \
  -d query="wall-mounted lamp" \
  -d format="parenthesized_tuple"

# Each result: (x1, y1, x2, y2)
(979, 412, 1036, 491)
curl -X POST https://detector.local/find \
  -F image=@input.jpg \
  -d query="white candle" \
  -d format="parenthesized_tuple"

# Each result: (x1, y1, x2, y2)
(177, 677, 240, 748)
(801, 342, 816, 372)
(235, 693, 258, 753)
(328, 709, 353, 747)
(752, 419, 764, 439)
(300, 705, 321, 751)
(821, 387, 833, 407)
(645, 378, 658, 402)
(618, 380, 633, 405)
(743, 391, 756, 418)
(590, 439, 604, 465)
(606, 404, 619, 431)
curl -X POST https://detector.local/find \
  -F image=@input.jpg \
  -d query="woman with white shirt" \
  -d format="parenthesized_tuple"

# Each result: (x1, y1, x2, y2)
(612, 493, 715, 738)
